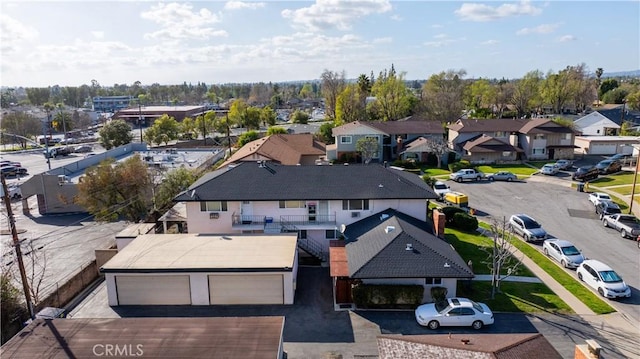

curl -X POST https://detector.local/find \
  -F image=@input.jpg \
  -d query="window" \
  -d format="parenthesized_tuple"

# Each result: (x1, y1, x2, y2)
(564, 133, 572, 140)
(342, 199, 369, 210)
(534, 134, 545, 140)
(325, 230, 336, 239)
(299, 230, 307, 239)
(495, 131, 506, 137)
(532, 148, 546, 155)
(460, 308, 476, 316)
(425, 277, 442, 285)
(340, 136, 352, 144)
(502, 151, 511, 157)
(200, 201, 227, 212)
(279, 200, 305, 208)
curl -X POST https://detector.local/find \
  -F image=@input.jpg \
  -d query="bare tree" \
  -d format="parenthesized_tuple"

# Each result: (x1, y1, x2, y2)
(481, 217, 523, 299)
(422, 137, 449, 169)
(356, 137, 379, 164)
(23, 241, 47, 305)
(320, 69, 346, 121)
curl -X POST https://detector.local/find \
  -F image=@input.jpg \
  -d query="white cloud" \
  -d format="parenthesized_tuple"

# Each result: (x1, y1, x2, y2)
(224, 1, 265, 10)
(431, 24, 443, 28)
(558, 35, 576, 42)
(516, 23, 559, 35)
(91, 31, 105, 39)
(281, 0, 392, 31)
(0, 14, 38, 54)
(424, 34, 465, 48)
(433, 33, 448, 39)
(455, 0, 542, 22)
(480, 39, 499, 45)
(140, 2, 224, 40)
(373, 37, 392, 44)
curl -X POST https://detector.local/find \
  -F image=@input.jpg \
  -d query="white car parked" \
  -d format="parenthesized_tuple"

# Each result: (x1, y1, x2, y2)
(577, 260, 631, 299)
(542, 239, 585, 269)
(588, 192, 612, 206)
(415, 297, 494, 330)
(540, 164, 559, 175)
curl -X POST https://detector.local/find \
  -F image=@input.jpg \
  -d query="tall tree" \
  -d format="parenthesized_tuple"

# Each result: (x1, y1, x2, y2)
(98, 119, 133, 149)
(511, 70, 543, 118)
(369, 67, 413, 121)
(356, 137, 379, 164)
(464, 79, 497, 117)
(595, 68, 604, 106)
(421, 69, 467, 123)
(228, 99, 249, 129)
(25, 88, 50, 106)
(482, 217, 523, 299)
(0, 112, 42, 148)
(320, 69, 346, 120)
(336, 84, 366, 124)
(145, 114, 180, 146)
(260, 106, 277, 127)
(153, 167, 196, 213)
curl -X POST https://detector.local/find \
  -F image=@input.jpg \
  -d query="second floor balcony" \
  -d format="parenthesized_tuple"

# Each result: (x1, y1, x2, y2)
(232, 214, 336, 230)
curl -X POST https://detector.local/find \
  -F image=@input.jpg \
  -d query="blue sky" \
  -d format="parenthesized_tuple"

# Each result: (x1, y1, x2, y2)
(1, 1, 638, 87)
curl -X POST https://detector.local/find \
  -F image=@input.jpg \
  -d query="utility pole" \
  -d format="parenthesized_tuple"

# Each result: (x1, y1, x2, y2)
(629, 144, 640, 215)
(1, 174, 35, 319)
(138, 100, 144, 143)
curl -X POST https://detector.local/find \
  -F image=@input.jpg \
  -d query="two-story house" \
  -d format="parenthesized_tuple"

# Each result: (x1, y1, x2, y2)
(328, 118, 444, 163)
(219, 133, 327, 167)
(518, 117, 577, 160)
(173, 162, 439, 260)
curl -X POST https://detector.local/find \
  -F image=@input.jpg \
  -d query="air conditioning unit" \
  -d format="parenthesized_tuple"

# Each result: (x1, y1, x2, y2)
(351, 212, 360, 218)
(209, 212, 219, 219)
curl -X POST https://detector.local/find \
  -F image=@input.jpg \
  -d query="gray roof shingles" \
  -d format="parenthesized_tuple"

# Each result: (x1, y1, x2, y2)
(175, 163, 438, 202)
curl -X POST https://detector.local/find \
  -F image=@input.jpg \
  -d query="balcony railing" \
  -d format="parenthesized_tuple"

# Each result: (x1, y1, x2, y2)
(231, 214, 336, 226)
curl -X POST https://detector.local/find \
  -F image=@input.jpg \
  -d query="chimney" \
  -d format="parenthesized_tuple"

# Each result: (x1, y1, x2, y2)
(433, 209, 446, 239)
(575, 339, 603, 359)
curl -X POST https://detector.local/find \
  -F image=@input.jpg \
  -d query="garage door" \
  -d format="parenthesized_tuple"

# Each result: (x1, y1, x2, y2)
(116, 275, 191, 305)
(590, 144, 617, 155)
(209, 275, 283, 305)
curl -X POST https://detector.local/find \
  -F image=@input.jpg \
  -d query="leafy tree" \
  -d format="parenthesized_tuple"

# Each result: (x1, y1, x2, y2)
(244, 107, 262, 130)
(551, 117, 577, 131)
(299, 83, 314, 98)
(626, 90, 640, 111)
(260, 106, 277, 127)
(369, 66, 413, 121)
(291, 110, 309, 124)
(228, 99, 248, 129)
(357, 73, 372, 97)
(267, 126, 287, 135)
(540, 71, 571, 114)
(52, 104, 73, 133)
(356, 137, 379, 164)
(465, 79, 497, 117)
(180, 117, 197, 139)
(146, 114, 180, 146)
(25, 88, 50, 106)
(421, 69, 467, 123)
(320, 69, 346, 120)
(237, 130, 260, 147)
(0, 112, 42, 148)
(336, 84, 366, 124)
(76, 155, 152, 222)
(511, 70, 543, 117)
(599, 78, 619, 99)
(317, 121, 336, 145)
(99, 119, 133, 149)
(601, 87, 628, 104)
(595, 68, 604, 105)
(1, 88, 17, 108)
(620, 121, 639, 136)
(153, 167, 196, 213)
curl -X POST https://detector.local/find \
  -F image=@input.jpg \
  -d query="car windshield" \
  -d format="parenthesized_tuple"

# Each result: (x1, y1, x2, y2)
(521, 217, 541, 229)
(599, 270, 622, 283)
(561, 245, 580, 256)
(599, 194, 611, 200)
(619, 216, 640, 224)
(434, 184, 448, 190)
(435, 300, 450, 313)
(471, 300, 484, 313)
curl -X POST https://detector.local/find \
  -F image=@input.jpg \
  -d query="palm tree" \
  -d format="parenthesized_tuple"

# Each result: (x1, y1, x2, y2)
(595, 68, 604, 106)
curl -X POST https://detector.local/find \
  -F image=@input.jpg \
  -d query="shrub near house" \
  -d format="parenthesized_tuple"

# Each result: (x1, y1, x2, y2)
(352, 284, 424, 309)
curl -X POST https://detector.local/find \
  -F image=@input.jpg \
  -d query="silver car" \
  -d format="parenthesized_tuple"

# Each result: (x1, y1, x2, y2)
(542, 239, 585, 269)
(509, 214, 548, 242)
(487, 171, 517, 182)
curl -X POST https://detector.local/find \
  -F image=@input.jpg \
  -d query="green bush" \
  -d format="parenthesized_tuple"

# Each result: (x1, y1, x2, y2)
(352, 284, 423, 308)
(452, 212, 479, 232)
(448, 160, 471, 173)
(392, 159, 418, 169)
(430, 286, 448, 302)
(421, 174, 437, 187)
(440, 206, 467, 224)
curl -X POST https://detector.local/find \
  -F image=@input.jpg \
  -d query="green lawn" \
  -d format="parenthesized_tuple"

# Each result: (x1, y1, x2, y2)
(591, 171, 638, 186)
(457, 281, 574, 314)
(421, 167, 451, 177)
(476, 164, 539, 177)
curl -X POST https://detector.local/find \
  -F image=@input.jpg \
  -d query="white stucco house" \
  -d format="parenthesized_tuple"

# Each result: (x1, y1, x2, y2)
(574, 112, 620, 136)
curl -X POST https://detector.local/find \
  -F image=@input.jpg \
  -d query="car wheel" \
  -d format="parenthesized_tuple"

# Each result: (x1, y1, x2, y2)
(621, 230, 627, 238)
(543, 248, 549, 256)
(561, 260, 567, 268)
(598, 288, 605, 297)
(472, 320, 483, 330)
(507, 177, 513, 182)
(456, 178, 462, 183)
(427, 320, 440, 330)
(525, 234, 530, 242)
(603, 219, 608, 228)
(578, 272, 583, 281)
(476, 176, 481, 181)
(489, 177, 495, 181)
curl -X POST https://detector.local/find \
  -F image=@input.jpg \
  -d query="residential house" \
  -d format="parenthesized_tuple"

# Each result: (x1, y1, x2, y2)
(173, 162, 439, 260)
(377, 333, 562, 359)
(448, 118, 576, 162)
(597, 103, 640, 127)
(102, 233, 298, 306)
(1, 317, 286, 358)
(219, 133, 326, 168)
(573, 111, 621, 136)
(329, 209, 472, 307)
(328, 118, 444, 163)
(574, 136, 638, 156)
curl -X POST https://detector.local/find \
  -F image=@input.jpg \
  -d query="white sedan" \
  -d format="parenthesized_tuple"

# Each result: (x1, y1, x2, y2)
(588, 192, 611, 206)
(542, 238, 585, 269)
(415, 297, 494, 330)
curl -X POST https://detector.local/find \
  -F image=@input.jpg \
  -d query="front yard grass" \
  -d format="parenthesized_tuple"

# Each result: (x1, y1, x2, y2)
(591, 171, 638, 186)
(421, 167, 451, 177)
(476, 164, 539, 177)
(457, 281, 574, 314)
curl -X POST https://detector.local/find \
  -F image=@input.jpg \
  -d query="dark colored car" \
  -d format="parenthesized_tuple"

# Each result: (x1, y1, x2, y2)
(595, 160, 622, 174)
(572, 166, 599, 182)
(595, 201, 622, 219)
(0, 165, 17, 177)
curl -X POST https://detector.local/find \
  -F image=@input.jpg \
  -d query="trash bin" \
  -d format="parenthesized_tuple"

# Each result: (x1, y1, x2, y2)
(577, 183, 584, 192)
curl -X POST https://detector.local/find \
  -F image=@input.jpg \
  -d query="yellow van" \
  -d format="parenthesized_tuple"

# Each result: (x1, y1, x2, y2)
(443, 191, 469, 208)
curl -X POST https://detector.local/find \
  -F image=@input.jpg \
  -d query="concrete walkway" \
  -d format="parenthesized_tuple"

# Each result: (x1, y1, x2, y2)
(472, 274, 542, 283)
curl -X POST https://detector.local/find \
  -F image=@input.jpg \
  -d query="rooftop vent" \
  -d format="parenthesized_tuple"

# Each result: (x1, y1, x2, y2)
(405, 243, 413, 251)
(380, 214, 390, 221)
(385, 226, 395, 234)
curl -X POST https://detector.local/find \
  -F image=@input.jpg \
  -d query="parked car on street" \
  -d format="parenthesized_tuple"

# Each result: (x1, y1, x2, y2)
(554, 159, 574, 170)
(487, 171, 517, 182)
(0, 165, 17, 177)
(602, 214, 640, 238)
(74, 144, 93, 153)
(595, 160, 622, 174)
(577, 260, 631, 298)
(608, 153, 632, 162)
(415, 297, 494, 329)
(542, 239, 585, 269)
(540, 164, 559, 175)
(572, 166, 599, 182)
(1, 184, 22, 200)
(509, 214, 548, 242)
(449, 169, 485, 182)
(588, 192, 612, 206)
(595, 201, 622, 219)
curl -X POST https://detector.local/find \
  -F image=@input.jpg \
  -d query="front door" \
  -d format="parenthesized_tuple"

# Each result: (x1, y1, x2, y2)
(241, 201, 253, 223)
(308, 202, 317, 222)
(319, 200, 329, 222)
(548, 148, 555, 160)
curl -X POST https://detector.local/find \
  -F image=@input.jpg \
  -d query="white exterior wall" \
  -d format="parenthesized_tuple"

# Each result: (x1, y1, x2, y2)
(116, 238, 134, 251)
(190, 274, 210, 305)
(530, 138, 548, 159)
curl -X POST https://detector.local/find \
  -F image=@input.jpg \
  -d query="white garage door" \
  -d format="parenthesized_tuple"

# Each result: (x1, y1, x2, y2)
(116, 275, 191, 305)
(209, 275, 283, 305)
(590, 144, 617, 155)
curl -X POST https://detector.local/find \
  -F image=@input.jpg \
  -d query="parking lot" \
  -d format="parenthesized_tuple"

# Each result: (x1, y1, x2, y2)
(447, 167, 640, 328)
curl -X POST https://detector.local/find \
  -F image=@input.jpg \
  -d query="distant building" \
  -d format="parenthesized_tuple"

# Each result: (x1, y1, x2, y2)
(112, 105, 208, 125)
(92, 96, 134, 113)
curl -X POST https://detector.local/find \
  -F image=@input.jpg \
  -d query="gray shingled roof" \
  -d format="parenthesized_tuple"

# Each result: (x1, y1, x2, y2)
(345, 213, 472, 279)
(174, 162, 438, 202)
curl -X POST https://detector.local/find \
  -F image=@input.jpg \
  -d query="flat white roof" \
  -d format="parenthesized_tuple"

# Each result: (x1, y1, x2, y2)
(102, 233, 298, 272)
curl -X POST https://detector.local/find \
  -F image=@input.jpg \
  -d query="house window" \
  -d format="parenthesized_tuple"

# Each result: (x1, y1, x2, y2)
(340, 136, 352, 144)
(502, 151, 511, 157)
(279, 200, 305, 208)
(564, 133, 572, 140)
(342, 199, 369, 210)
(425, 277, 442, 285)
(534, 134, 545, 140)
(200, 201, 228, 212)
(532, 148, 546, 155)
(495, 131, 506, 137)
(325, 230, 336, 239)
